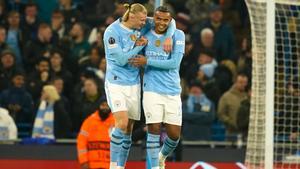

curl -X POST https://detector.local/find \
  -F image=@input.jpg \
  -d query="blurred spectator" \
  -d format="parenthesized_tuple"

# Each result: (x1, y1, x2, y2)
(224, 0, 249, 29)
(276, 77, 300, 142)
(0, 0, 7, 26)
(182, 82, 215, 140)
(71, 70, 98, 103)
(68, 22, 90, 73)
(27, 57, 51, 101)
(72, 78, 104, 132)
(51, 76, 71, 113)
(185, 0, 216, 24)
(200, 28, 214, 50)
(79, 46, 102, 71)
(22, 3, 40, 42)
(82, 0, 115, 26)
(24, 23, 56, 72)
(0, 50, 17, 91)
(213, 61, 234, 97)
(113, 2, 127, 19)
(188, 48, 218, 83)
(237, 37, 252, 78)
(77, 97, 114, 169)
(33, 0, 59, 23)
(196, 64, 221, 106)
(199, 5, 236, 62)
(198, 64, 215, 80)
(0, 26, 12, 54)
(51, 10, 70, 41)
(180, 34, 198, 82)
(49, 49, 73, 97)
(198, 48, 218, 68)
(6, 0, 25, 14)
(211, 60, 237, 101)
(175, 12, 191, 33)
(218, 73, 248, 138)
(236, 88, 251, 140)
(6, 11, 23, 66)
(58, 0, 82, 26)
(167, 0, 187, 13)
(0, 107, 17, 140)
(88, 25, 105, 48)
(220, 60, 237, 81)
(0, 70, 33, 124)
(32, 85, 71, 139)
(95, 57, 106, 82)
(144, 0, 175, 16)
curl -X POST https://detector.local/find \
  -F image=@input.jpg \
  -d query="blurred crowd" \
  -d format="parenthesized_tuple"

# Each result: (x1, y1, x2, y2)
(0, 0, 252, 141)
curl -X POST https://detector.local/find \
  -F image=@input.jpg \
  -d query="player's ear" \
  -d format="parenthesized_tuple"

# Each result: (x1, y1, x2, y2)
(129, 13, 135, 20)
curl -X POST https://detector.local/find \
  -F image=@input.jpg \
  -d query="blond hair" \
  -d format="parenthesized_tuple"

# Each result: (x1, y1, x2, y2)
(122, 3, 147, 22)
(43, 85, 60, 103)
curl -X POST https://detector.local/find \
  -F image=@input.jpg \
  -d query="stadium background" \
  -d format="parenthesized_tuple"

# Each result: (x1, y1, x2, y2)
(0, 0, 253, 169)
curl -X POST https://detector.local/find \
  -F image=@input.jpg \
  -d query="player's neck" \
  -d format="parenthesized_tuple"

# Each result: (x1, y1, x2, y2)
(121, 21, 134, 30)
(154, 30, 166, 36)
(154, 29, 166, 35)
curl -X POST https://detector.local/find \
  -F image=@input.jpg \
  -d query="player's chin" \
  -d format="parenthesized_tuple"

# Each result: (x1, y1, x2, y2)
(159, 27, 167, 32)
(137, 25, 145, 29)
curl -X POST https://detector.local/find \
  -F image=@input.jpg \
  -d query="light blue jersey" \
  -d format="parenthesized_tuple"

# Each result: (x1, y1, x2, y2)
(103, 18, 176, 86)
(143, 29, 185, 95)
(103, 19, 143, 85)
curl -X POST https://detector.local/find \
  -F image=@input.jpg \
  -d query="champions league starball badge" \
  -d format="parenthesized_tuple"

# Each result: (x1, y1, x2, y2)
(155, 39, 161, 47)
(108, 37, 115, 44)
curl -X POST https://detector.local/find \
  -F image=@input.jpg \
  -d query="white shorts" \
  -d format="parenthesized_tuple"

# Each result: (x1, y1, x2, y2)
(143, 92, 182, 126)
(105, 81, 141, 120)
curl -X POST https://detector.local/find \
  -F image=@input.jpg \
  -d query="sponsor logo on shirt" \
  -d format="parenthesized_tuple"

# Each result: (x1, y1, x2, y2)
(176, 40, 184, 45)
(145, 51, 168, 60)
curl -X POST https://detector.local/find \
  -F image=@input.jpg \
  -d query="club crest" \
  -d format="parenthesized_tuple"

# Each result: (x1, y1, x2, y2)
(130, 34, 137, 41)
(155, 39, 161, 47)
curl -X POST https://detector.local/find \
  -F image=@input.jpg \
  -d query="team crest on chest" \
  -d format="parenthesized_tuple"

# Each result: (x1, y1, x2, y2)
(130, 34, 137, 41)
(155, 39, 161, 47)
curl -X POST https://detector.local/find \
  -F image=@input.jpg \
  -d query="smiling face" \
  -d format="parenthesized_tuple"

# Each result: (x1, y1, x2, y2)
(154, 11, 172, 34)
(130, 12, 147, 30)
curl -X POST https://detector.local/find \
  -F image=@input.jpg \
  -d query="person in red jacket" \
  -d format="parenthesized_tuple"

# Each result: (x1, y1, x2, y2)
(77, 97, 115, 169)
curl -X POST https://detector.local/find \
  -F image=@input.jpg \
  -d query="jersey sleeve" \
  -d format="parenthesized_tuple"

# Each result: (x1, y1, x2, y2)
(147, 30, 185, 70)
(173, 30, 185, 53)
(165, 19, 176, 38)
(140, 17, 153, 35)
(104, 28, 144, 66)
